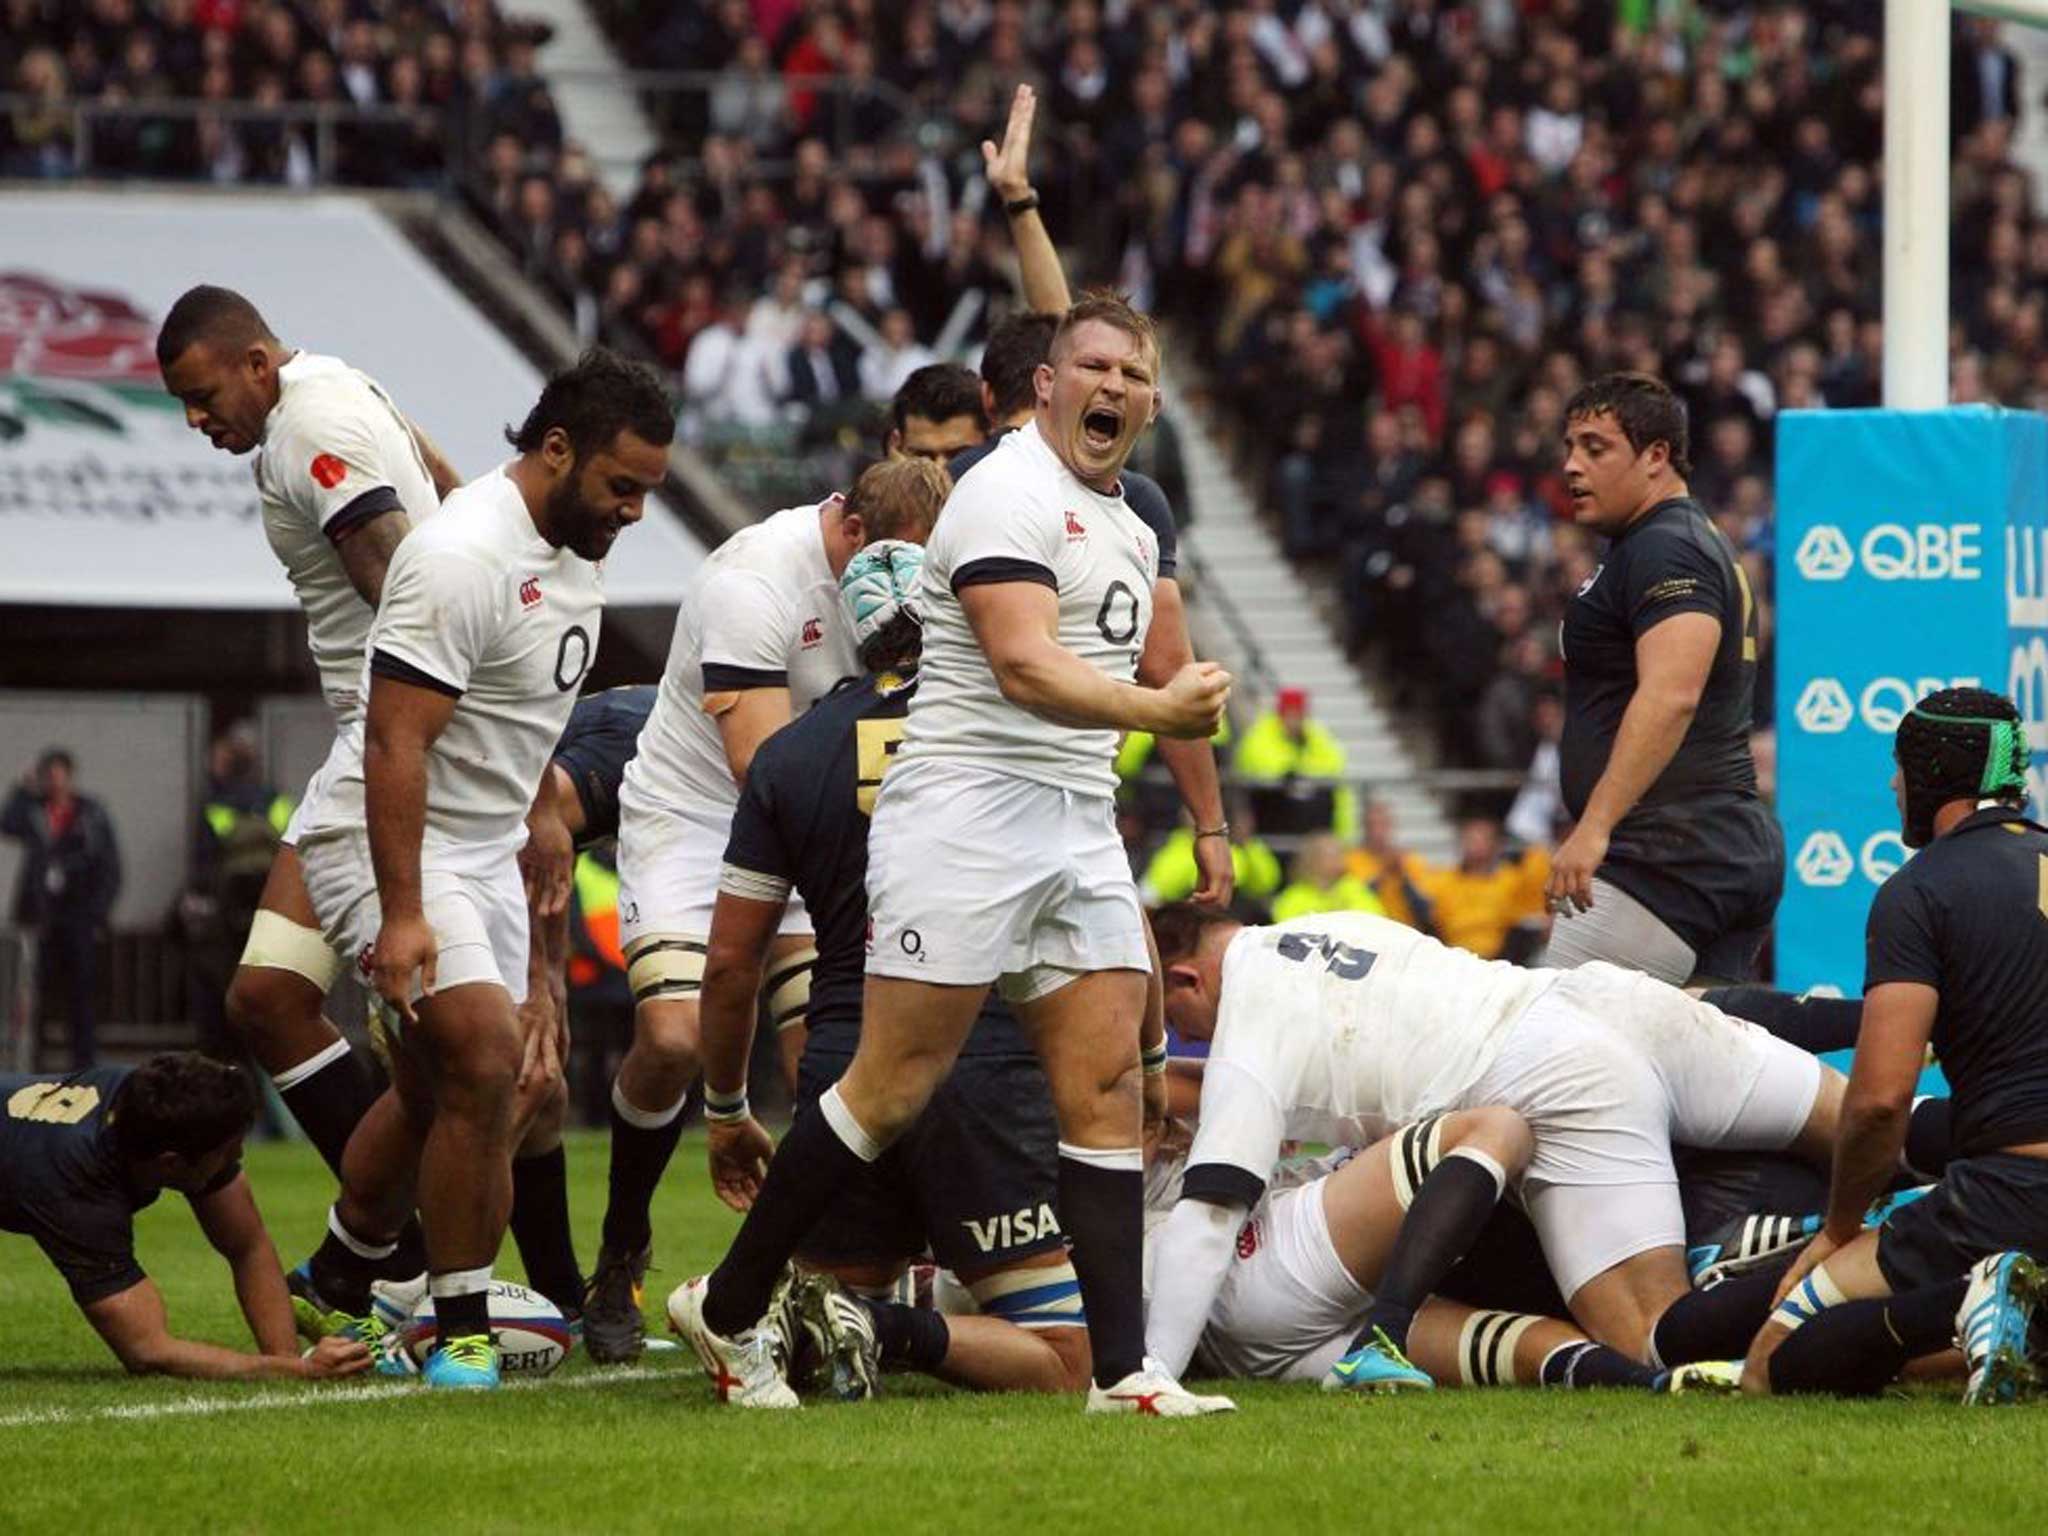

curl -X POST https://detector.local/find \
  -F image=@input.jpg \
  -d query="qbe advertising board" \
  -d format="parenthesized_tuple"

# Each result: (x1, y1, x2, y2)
(1776, 407, 2048, 1002)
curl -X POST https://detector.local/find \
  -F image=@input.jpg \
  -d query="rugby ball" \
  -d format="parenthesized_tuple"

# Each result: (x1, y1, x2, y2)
(401, 1279, 574, 1377)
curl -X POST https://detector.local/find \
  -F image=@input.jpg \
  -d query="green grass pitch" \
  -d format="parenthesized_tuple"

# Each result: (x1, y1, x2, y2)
(2, 1130, 2044, 1535)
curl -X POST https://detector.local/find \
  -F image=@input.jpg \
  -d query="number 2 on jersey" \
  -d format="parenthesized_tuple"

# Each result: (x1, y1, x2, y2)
(1276, 930, 1377, 980)
(856, 717, 909, 815)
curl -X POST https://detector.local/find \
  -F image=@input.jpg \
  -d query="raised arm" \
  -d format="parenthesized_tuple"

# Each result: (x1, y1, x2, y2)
(984, 85, 1073, 316)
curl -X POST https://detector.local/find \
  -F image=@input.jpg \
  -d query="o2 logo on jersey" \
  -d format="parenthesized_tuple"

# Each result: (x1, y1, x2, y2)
(309, 453, 348, 490)
(519, 577, 543, 609)
(554, 626, 591, 693)
(800, 617, 823, 649)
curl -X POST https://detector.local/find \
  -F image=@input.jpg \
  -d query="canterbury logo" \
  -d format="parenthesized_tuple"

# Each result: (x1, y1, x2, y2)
(1065, 510, 1086, 539)
(801, 617, 823, 648)
(519, 577, 542, 608)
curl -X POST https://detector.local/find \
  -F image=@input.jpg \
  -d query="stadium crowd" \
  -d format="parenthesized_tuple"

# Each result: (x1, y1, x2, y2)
(10, 0, 2045, 926)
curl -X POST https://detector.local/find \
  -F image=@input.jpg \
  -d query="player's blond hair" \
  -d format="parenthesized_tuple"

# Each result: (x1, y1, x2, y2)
(848, 454, 950, 545)
(1052, 288, 1163, 372)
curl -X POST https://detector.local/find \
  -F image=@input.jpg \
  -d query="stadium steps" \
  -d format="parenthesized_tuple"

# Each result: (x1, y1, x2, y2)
(523, 0, 659, 198)
(1164, 396, 1456, 863)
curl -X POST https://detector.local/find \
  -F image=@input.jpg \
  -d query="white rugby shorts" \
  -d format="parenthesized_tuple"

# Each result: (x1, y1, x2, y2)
(1467, 961, 1823, 1299)
(1199, 1175, 1370, 1383)
(863, 759, 1150, 1002)
(617, 795, 811, 949)
(297, 828, 529, 1006)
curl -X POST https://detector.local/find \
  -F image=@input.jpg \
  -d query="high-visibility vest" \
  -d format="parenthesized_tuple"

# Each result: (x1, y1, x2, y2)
(567, 853, 625, 988)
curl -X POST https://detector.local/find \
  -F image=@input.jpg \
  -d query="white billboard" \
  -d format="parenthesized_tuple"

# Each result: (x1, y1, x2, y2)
(0, 189, 703, 608)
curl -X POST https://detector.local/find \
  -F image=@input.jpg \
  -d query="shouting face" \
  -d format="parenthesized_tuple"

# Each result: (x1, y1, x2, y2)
(1036, 318, 1159, 492)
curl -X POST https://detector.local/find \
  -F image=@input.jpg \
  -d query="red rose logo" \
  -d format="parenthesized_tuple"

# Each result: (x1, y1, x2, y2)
(310, 453, 348, 489)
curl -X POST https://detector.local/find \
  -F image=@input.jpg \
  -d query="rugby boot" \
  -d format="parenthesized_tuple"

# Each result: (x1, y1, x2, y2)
(1959, 1252, 2044, 1406)
(582, 1242, 650, 1364)
(667, 1275, 800, 1409)
(1322, 1328, 1435, 1394)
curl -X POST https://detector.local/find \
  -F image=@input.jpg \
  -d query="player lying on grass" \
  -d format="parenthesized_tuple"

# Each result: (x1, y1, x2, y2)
(691, 535, 1091, 1403)
(0, 1052, 367, 1381)
(1695, 688, 2048, 1404)
(1143, 1113, 1734, 1393)
(1148, 903, 1847, 1377)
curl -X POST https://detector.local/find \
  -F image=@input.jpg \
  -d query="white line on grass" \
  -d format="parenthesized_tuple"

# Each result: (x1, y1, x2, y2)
(0, 1362, 676, 1431)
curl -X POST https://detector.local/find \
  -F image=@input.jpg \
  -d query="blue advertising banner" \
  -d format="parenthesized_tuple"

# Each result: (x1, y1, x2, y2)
(1776, 408, 2048, 1011)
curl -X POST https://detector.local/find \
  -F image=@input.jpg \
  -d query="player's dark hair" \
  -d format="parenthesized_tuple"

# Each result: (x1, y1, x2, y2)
(108, 1052, 257, 1163)
(1895, 686, 2031, 847)
(891, 362, 987, 438)
(981, 313, 1060, 419)
(859, 612, 924, 674)
(1149, 903, 1239, 968)
(1563, 371, 1692, 477)
(155, 284, 277, 368)
(36, 747, 74, 776)
(506, 348, 675, 461)
(847, 455, 949, 544)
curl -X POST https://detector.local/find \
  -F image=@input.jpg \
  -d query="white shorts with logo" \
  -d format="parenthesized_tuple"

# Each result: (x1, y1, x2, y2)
(863, 759, 1150, 1003)
(297, 828, 530, 1007)
(1198, 1174, 1371, 1383)
(617, 795, 811, 948)
(1466, 961, 1823, 1299)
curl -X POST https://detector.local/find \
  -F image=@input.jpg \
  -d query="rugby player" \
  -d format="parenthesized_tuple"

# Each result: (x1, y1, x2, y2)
(1543, 372, 1781, 984)
(0, 1052, 367, 1381)
(1731, 689, 2048, 1402)
(966, 86, 1233, 909)
(671, 292, 1236, 1417)
(1143, 1113, 1733, 1394)
(1149, 904, 1845, 1371)
(291, 350, 671, 1388)
(158, 286, 457, 1199)
(689, 539, 1088, 1405)
(586, 456, 947, 1364)
(885, 363, 987, 465)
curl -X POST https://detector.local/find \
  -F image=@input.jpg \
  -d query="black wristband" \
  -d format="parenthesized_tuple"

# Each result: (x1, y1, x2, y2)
(1004, 193, 1040, 217)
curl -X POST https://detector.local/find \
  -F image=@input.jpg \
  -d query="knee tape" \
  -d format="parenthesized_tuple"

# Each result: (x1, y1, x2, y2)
(1771, 1265, 1850, 1334)
(969, 1259, 1086, 1332)
(1455, 1310, 1543, 1386)
(1391, 1116, 1450, 1212)
(626, 934, 707, 1006)
(239, 910, 343, 992)
(766, 946, 816, 1033)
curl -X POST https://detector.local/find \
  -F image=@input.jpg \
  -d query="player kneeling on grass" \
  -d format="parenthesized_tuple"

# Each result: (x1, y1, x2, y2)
(0, 1052, 367, 1381)
(1727, 689, 2048, 1403)
(690, 533, 1091, 1404)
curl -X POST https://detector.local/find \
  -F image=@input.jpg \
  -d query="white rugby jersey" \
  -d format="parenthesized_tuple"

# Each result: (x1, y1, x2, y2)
(253, 352, 439, 723)
(620, 498, 858, 821)
(297, 467, 604, 869)
(1181, 914, 1557, 1209)
(897, 421, 1158, 798)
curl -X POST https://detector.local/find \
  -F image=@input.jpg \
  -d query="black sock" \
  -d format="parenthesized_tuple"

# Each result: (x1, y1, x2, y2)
(1539, 1340, 1665, 1390)
(1903, 1097, 1952, 1181)
(511, 1146, 584, 1316)
(434, 1282, 491, 1342)
(1702, 986, 1862, 1055)
(703, 1088, 873, 1338)
(1353, 1151, 1505, 1354)
(1651, 1261, 1791, 1366)
(275, 1043, 379, 1179)
(307, 1209, 392, 1316)
(860, 1298, 950, 1373)
(1058, 1145, 1147, 1387)
(1767, 1279, 1967, 1396)
(389, 1219, 427, 1279)
(600, 1081, 687, 1257)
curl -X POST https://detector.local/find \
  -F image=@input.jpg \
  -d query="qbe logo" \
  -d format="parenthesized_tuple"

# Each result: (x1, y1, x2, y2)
(1794, 829, 1912, 887)
(1794, 676, 1981, 735)
(1793, 523, 1983, 582)
(1794, 830, 1854, 887)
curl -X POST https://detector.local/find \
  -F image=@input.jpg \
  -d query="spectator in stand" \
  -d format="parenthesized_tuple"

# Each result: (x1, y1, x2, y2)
(1505, 690, 1568, 851)
(3, 749, 121, 1070)
(859, 306, 937, 402)
(1270, 834, 1382, 925)
(1414, 819, 1549, 964)
(1232, 686, 1353, 840)
(782, 308, 862, 410)
(1345, 797, 1434, 933)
